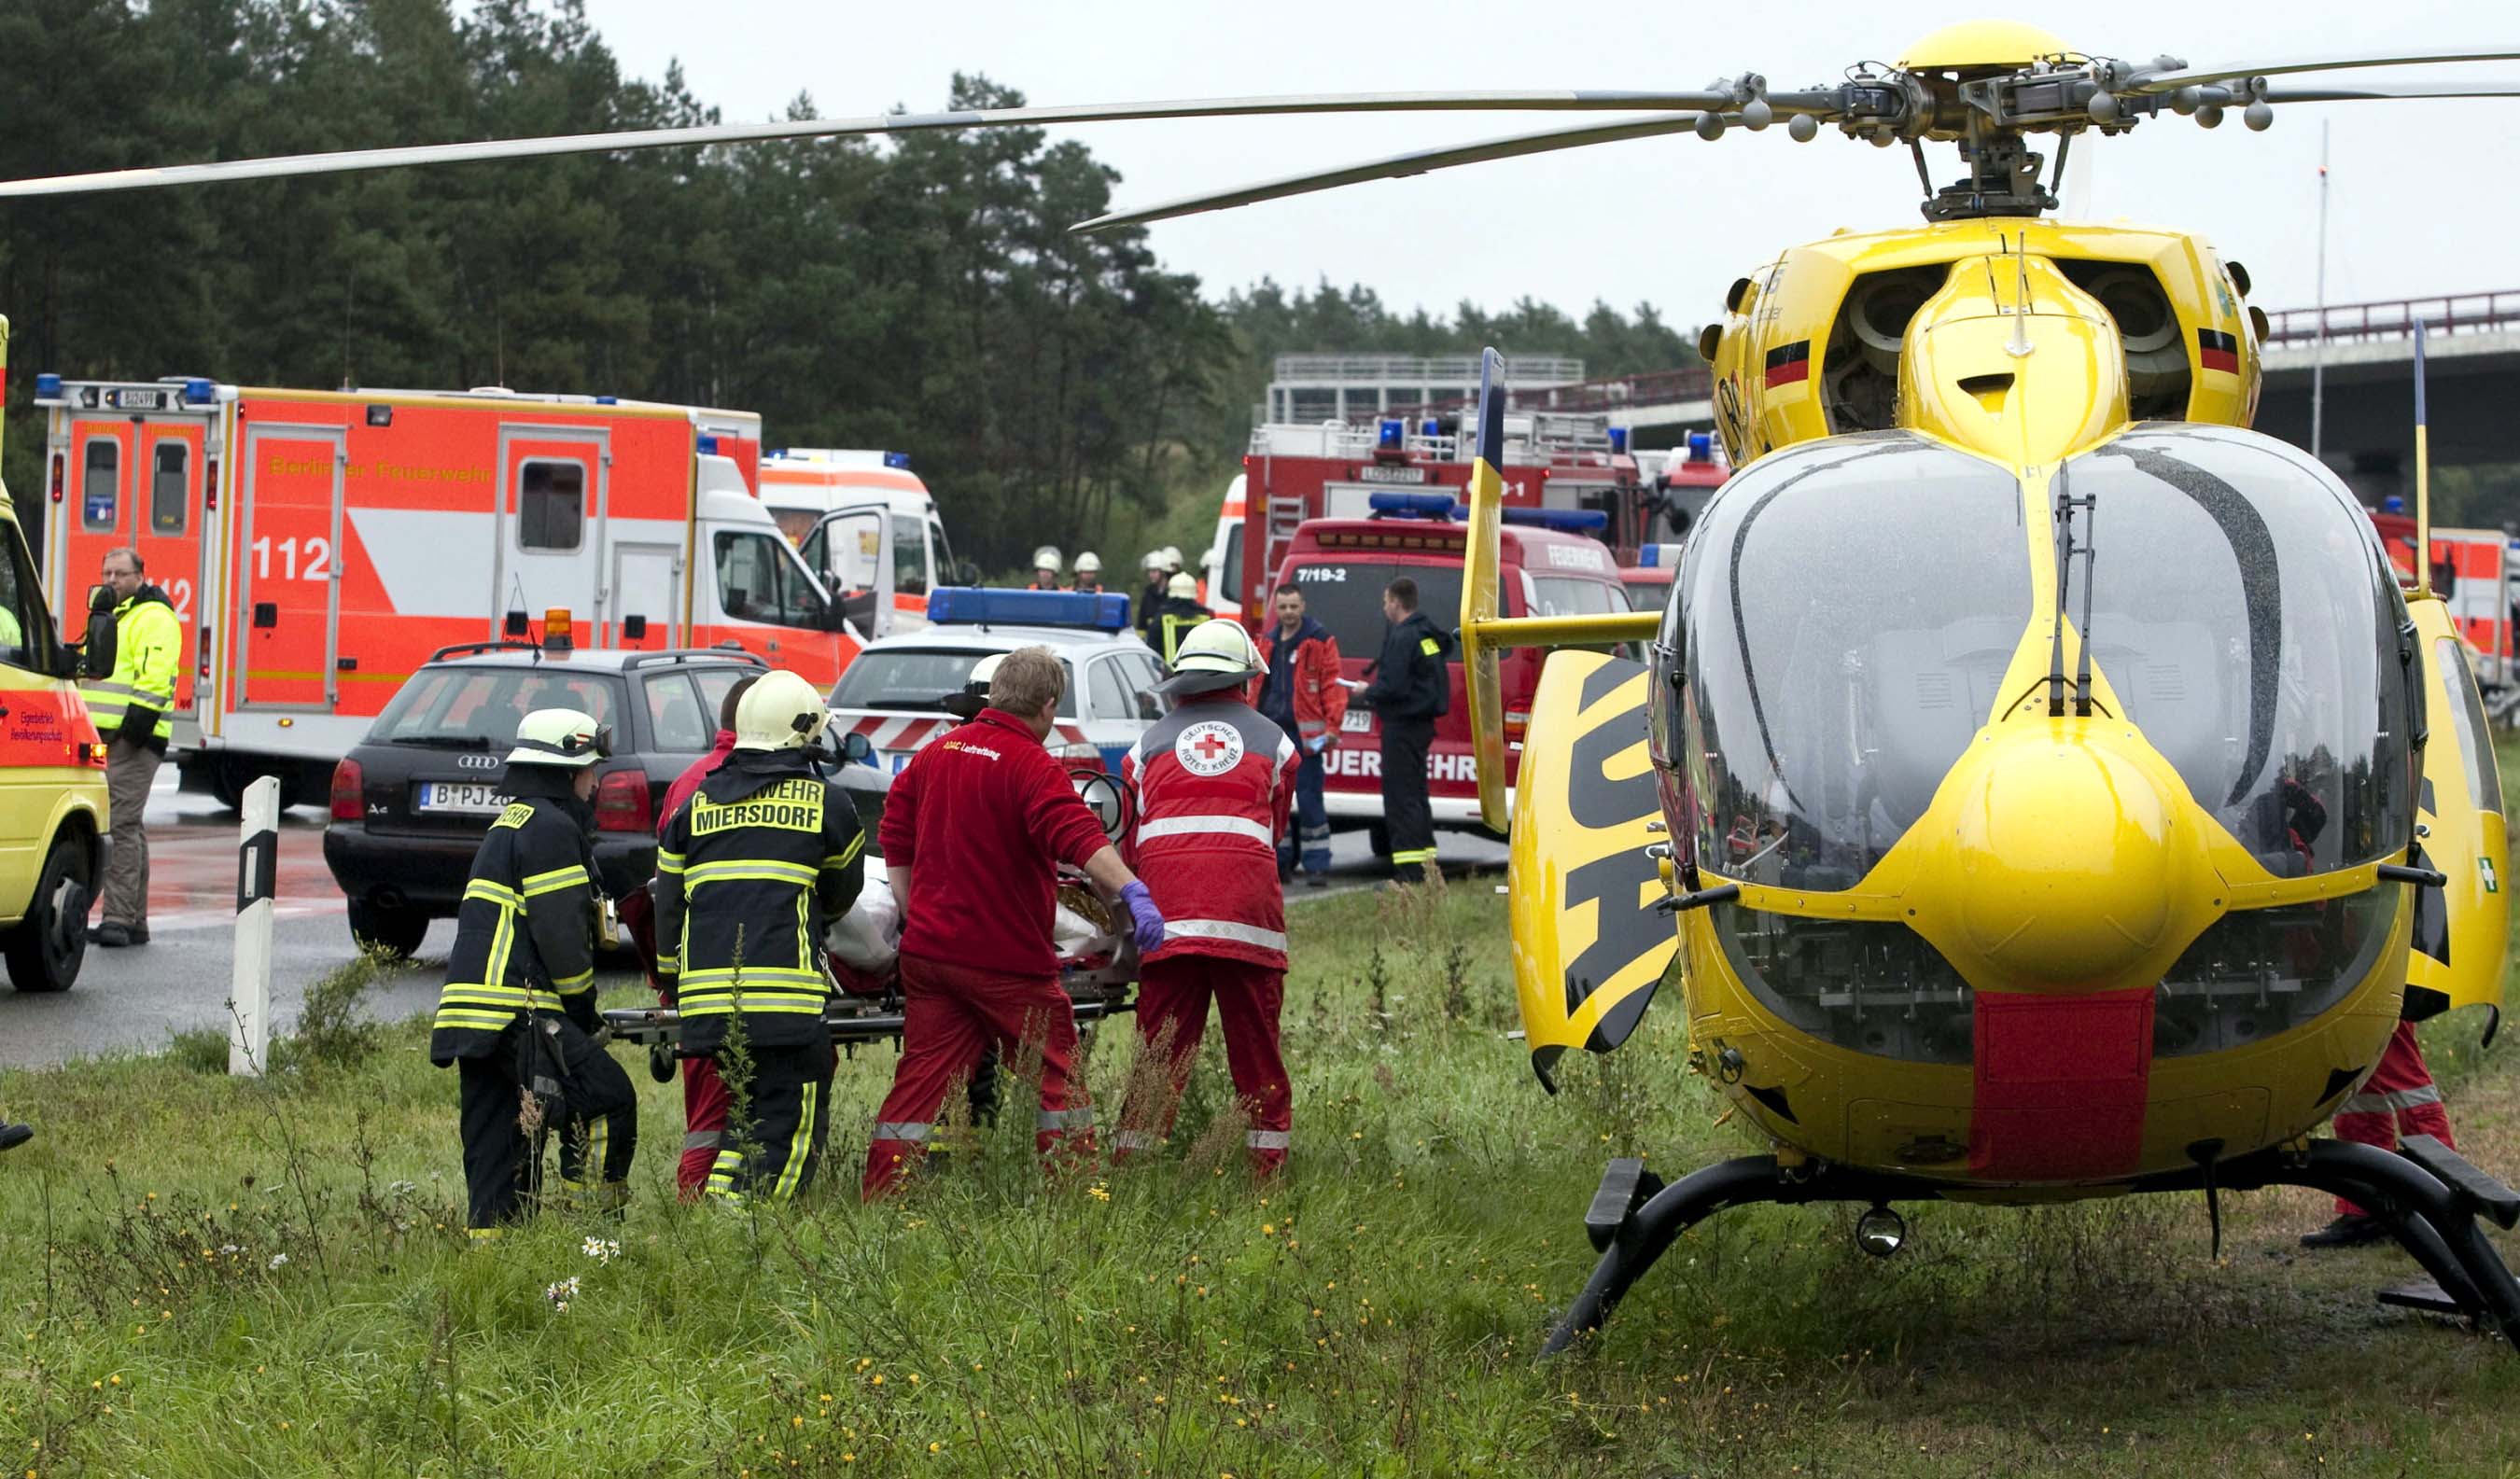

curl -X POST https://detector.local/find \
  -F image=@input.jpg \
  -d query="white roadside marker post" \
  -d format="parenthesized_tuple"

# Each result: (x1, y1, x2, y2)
(229, 774, 280, 1076)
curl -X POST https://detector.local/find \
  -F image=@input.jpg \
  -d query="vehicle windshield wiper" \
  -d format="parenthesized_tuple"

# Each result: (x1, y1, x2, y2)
(390, 733, 493, 748)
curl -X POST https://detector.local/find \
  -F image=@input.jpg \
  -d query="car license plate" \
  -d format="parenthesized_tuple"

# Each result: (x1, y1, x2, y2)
(1340, 708, 1373, 733)
(416, 781, 508, 815)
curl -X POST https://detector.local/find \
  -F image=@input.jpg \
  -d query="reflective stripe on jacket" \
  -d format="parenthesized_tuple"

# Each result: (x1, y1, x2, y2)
(81, 588, 180, 749)
(428, 788, 600, 1063)
(654, 750, 865, 1054)
(1253, 616, 1348, 745)
(1122, 694, 1297, 970)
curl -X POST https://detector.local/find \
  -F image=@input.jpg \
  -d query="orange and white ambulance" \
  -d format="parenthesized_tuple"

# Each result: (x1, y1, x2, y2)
(758, 448, 968, 642)
(35, 377, 856, 807)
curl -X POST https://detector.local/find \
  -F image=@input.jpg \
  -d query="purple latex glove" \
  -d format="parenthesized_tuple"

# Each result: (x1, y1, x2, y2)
(1119, 880, 1167, 956)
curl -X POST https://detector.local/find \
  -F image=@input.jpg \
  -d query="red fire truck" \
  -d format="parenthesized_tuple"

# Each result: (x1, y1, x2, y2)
(1217, 411, 1679, 626)
(35, 377, 856, 807)
(2369, 507, 2513, 692)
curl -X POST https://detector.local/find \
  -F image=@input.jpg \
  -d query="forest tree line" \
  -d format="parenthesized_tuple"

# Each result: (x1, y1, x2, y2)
(0, 0, 1700, 566)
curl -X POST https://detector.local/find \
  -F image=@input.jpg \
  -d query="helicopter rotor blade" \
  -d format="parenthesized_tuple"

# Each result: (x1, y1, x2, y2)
(1071, 113, 1720, 233)
(2131, 46, 2520, 92)
(2261, 77, 2520, 102)
(0, 91, 1751, 201)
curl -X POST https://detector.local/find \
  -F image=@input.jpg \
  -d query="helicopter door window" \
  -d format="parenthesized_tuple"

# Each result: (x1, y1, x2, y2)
(2438, 636, 2503, 816)
(2070, 426, 2412, 875)
(1676, 432, 2032, 892)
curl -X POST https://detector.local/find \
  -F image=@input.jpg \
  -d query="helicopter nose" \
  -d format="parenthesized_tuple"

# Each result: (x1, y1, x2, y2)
(1934, 724, 2205, 992)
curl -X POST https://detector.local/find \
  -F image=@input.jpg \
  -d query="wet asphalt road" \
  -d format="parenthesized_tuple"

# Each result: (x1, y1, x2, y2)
(0, 771, 1503, 1070)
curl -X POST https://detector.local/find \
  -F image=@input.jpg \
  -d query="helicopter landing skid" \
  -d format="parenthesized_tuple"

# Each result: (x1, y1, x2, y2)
(1542, 1138, 2520, 1357)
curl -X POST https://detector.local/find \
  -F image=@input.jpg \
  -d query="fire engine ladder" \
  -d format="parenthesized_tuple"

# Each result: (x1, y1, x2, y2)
(1265, 491, 1308, 575)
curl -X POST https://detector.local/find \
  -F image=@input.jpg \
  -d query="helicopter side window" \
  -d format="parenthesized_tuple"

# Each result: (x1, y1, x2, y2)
(2070, 426, 2412, 874)
(1675, 431, 2034, 892)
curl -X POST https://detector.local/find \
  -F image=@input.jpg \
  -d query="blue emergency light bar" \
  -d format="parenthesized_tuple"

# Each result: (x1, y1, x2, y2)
(1637, 542, 1685, 567)
(927, 586, 1129, 632)
(1377, 418, 1405, 450)
(1366, 490, 1459, 521)
(1420, 419, 1439, 437)
(1687, 430, 1715, 461)
(697, 434, 721, 455)
(184, 378, 215, 405)
(1502, 507, 1610, 534)
(33, 373, 61, 398)
(885, 451, 913, 469)
(1607, 426, 1630, 453)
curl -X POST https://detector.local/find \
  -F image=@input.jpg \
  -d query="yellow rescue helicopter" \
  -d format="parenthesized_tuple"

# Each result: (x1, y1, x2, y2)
(5, 18, 2518, 1353)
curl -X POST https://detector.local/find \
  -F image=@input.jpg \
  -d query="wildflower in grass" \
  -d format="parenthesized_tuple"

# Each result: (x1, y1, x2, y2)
(267, 1253, 288, 1271)
(582, 1236, 621, 1263)
(544, 1277, 581, 1310)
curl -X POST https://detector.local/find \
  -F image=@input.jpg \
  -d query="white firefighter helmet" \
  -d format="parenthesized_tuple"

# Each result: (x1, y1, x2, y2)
(734, 669, 831, 752)
(1141, 549, 1166, 575)
(1073, 551, 1102, 576)
(506, 706, 609, 769)
(1032, 545, 1063, 575)
(1166, 571, 1199, 601)
(941, 651, 1006, 719)
(1154, 615, 1262, 696)
(1162, 545, 1185, 572)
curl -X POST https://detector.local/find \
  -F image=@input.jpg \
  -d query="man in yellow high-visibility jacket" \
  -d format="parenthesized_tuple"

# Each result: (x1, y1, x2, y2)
(82, 548, 180, 947)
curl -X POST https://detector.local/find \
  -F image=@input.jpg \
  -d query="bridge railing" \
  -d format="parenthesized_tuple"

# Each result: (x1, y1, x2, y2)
(1378, 364, 1715, 421)
(2263, 290, 2520, 347)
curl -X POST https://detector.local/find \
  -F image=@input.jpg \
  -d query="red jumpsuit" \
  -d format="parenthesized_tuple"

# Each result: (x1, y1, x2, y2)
(862, 707, 1113, 1197)
(2332, 1021, 2457, 1217)
(1114, 691, 1300, 1173)
(657, 729, 737, 1201)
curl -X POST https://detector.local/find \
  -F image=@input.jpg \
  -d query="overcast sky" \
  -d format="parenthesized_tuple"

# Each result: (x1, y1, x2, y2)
(583, 0, 2516, 334)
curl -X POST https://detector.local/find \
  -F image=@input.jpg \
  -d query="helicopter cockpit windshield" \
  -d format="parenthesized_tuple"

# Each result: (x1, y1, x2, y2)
(1671, 425, 2413, 896)
(2069, 425, 2413, 877)
(1674, 432, 2031, 892)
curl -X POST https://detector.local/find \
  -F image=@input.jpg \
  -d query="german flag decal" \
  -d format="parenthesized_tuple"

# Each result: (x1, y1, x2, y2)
(2197, 327, 2240, 374)
(1763, 339, 1812, 389)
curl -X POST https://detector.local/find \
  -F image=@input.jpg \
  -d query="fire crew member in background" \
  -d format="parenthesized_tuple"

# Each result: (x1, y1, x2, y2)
(863, 646, 1166, 1198)
(1071, 551, 1105, 593)
(1153, 573, 1210, 665)
(1253, 582, 1345, 887)
(628, 673, 757, 1201)
(655, 672, 864, 1206)
(1163, 547, 1185, 579)
(1029, 547, 1065, 591)
(1358, 577, 1452, 884)
(81, 548, 179, 948)
(428, 708, 637, 1237)
(1136, 551, 1170, 642)
(1115, 621, 1299, 1174)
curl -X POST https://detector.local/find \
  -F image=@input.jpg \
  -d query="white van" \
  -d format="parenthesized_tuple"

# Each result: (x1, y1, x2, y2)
(760, 448, 969, 641)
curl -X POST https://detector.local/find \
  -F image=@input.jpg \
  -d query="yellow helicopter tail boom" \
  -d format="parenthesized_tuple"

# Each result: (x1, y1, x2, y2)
(1457, 347, 1660, 830)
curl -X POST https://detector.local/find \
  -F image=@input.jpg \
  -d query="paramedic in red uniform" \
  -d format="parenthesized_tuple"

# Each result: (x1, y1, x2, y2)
(1113, 620, 1301, 1174)
(862, 646, 1166, 1197)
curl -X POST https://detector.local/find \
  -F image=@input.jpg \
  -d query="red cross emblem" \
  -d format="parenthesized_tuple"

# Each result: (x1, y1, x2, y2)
(1191, 732, 1232, 763)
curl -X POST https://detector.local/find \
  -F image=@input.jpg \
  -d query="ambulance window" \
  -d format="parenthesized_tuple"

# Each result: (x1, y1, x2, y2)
(930, 521, 959, 585)
(80, 440, 119, 533)
(517, 461, 584, 551)
(1222, 526, 1244, 608)
(150, 443, 189, 535)
(0, 533, 42, 669)
(891, 516, 929, 597)
(713, 530, 831, 630)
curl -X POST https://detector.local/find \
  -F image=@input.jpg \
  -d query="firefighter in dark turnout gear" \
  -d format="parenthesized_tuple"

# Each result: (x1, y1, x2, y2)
(655, 670, 865, 1205)
(1359, 577, 1453, 881)
(1152, 572, 1211, 665)
(428, 708, 638, 1238)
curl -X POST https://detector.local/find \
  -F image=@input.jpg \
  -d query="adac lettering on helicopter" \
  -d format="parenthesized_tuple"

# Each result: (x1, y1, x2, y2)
(1505, 651, 1671, 1091)
(2196, 328, 2240, 375)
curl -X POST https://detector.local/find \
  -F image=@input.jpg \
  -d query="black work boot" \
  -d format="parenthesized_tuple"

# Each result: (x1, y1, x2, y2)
(89, 921, 133, 947)
(2300, 1213, 2390, 1249)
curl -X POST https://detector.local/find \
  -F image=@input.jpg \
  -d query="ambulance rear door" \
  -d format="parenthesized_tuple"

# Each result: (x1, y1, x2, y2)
(493, 425, 606, 640)
(803, 502, 892, 640)
(232, 417, 347, 712)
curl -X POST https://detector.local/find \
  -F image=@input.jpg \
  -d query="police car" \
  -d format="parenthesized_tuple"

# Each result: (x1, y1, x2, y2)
(825, 587, 1168, 775)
